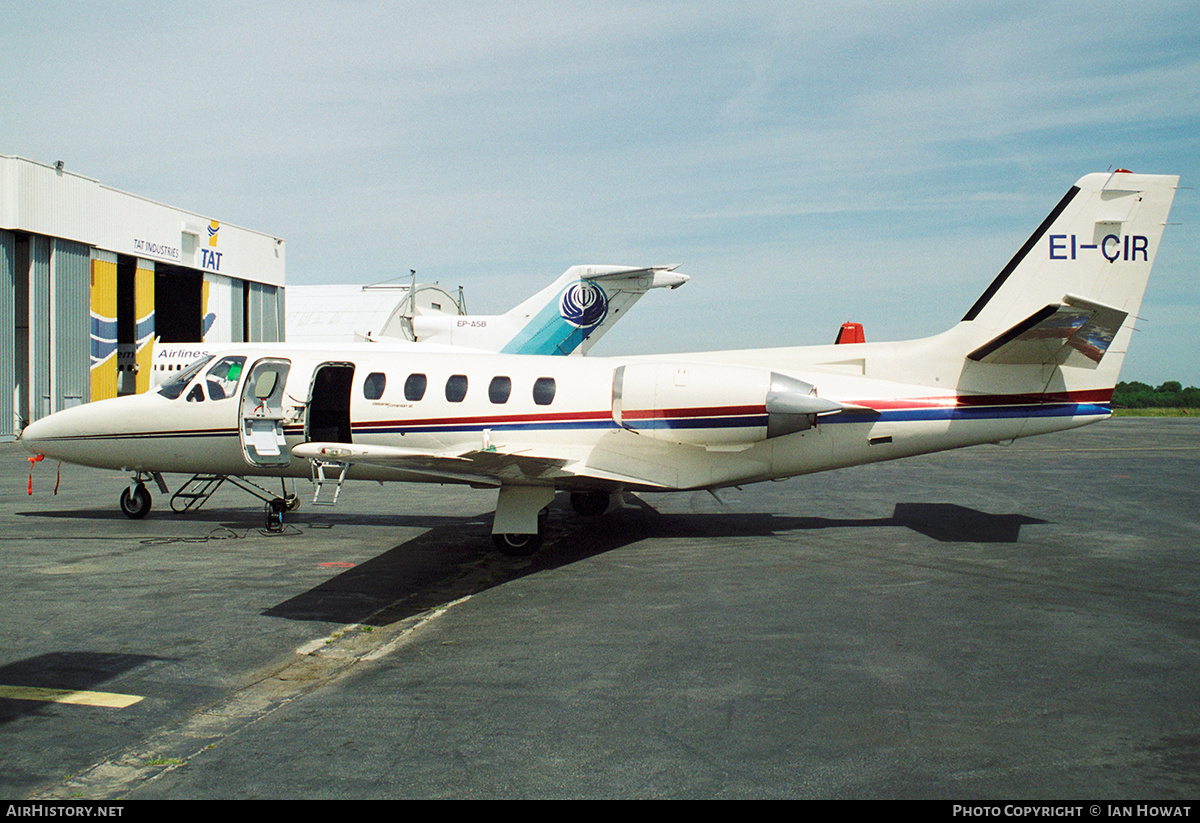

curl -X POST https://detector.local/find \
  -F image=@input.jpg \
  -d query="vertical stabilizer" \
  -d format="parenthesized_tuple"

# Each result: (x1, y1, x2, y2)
(398, 266, 687, 354)
(956, 171, 1177, 391)
(498, 265, 688, 355)
(963, 171, 1176, 335)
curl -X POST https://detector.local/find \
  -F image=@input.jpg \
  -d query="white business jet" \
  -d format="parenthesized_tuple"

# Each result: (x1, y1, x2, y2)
(21, 171, 1177, 555)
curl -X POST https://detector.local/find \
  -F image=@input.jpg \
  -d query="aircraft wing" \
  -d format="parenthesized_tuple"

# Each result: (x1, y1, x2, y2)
(290, 441, 668, 490)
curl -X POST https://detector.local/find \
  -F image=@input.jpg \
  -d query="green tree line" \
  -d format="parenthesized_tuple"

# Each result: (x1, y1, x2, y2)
(1112, 381, 1200, 409)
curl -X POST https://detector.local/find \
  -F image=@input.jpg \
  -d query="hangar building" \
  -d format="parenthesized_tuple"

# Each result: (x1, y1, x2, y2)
(0, 156, 286, 441)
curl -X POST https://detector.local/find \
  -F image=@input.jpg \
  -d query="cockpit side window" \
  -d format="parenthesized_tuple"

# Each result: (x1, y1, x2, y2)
(158, 355, 214, 400)
(204, 356, 246, 401)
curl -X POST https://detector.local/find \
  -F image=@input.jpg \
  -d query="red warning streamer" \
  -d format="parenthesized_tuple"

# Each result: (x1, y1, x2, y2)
(27, 454, 43, 495)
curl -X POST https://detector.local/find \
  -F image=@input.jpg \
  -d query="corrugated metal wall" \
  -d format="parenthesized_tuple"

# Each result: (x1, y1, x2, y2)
(30, 235, 51, 422)
(53, 238, 90, 409)
(0, 230, 14, 440)
(246, 281, 282, 342)
(230, 278, 245, 342)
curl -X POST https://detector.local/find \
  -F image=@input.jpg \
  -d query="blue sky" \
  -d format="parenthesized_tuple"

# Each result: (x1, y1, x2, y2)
(6, 1, 1198, 383)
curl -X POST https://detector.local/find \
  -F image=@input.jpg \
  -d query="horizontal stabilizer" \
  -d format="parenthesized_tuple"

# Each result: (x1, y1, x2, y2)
(576, 264, 689, 289)
(967, 295, 1128, 368)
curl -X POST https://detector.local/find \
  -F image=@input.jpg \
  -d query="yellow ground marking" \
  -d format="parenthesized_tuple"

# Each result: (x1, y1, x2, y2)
(0, 685, 143, 708)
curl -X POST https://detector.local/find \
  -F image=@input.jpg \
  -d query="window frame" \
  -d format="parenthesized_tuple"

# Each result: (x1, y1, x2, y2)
(404, 373, 428, 401)
(445, 374, 469, 403)
(488, 375, 512, 404)
(363, 372, 387, 400)
(532, 376, 556, 406)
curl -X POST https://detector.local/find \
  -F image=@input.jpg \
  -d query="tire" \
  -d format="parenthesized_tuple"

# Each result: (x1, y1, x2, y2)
(491, 532, 543, 556)
(119, 483, 152, 519)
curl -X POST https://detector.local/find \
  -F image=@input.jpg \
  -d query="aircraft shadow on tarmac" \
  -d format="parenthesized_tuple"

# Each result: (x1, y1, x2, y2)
(0, 651, 163, 725)
(264, 496, 1046, 628)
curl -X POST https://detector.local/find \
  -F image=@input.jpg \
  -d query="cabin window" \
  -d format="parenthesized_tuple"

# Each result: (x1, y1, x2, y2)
(404, 373, 427, 401)
(445, 374, 469, 403)
(364, 372, 387, 400)
(489, 376, 512, 404)
(204, 356, 246, 401)
(533, 377, 556, 406)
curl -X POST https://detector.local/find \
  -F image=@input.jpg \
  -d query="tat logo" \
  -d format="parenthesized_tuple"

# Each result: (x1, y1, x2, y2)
(559, 281, 608, 329)
(201, 220, 222, 271)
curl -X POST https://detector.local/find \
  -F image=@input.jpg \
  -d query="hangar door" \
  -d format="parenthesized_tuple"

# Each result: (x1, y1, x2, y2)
(154, 263, 203, 343)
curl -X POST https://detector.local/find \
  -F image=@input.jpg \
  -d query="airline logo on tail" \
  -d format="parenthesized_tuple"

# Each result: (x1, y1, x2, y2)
(558, 281, 608, 329)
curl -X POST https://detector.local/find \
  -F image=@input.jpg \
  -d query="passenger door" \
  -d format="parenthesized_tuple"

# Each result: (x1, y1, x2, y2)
(239, 358, 292, 467)
(306, 362, 355, 444)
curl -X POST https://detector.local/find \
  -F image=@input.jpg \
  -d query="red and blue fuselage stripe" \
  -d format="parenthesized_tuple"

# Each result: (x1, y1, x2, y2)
(28, 393, 1110, 443)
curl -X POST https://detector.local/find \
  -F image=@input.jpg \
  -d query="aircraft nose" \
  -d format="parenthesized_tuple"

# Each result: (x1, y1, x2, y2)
(18, 414, 56, 454)
(17, 398, 133, 466)
(16, 393, 174, 471)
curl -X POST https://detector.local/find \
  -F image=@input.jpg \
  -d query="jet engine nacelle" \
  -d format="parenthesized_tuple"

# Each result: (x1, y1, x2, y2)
(611, 362, 842, 447)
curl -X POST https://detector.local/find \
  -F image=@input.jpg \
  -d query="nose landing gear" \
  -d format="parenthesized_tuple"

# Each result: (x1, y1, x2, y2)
(119, 472, 167, 519)
(119, 483, 152, 519)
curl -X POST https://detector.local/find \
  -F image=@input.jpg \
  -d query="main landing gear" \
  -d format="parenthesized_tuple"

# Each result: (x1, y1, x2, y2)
(491, 531, 543, 557)
(489, 490, 614, 557)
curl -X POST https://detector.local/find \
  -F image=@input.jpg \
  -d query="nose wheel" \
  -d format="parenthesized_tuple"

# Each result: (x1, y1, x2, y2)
(119, 483, 152, 519)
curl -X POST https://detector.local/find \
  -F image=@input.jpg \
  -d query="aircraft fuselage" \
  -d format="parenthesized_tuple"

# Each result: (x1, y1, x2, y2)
(20, 342, 1107, 492)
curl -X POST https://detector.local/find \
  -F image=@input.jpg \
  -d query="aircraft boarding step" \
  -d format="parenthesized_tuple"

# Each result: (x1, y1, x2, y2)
(171, 474, 228, 512)
(171, 474, 297, 513)
(310, 460, 349, 506)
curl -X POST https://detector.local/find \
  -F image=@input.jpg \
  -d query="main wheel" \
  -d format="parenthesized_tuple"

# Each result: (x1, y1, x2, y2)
(492, 532, 543, 557)
(570, 491, 610, 516)
(120, 483, 152, 519)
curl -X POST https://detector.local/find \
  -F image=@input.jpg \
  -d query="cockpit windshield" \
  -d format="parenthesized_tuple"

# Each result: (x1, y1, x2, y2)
(157, 355, 214, 400)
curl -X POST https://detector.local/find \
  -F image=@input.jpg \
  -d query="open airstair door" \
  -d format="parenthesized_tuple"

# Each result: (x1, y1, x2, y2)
(306, 363, 355, 444)
(240, 358, 293, 467)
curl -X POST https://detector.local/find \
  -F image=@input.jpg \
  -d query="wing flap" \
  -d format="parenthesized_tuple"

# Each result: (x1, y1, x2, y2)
(291, 441, 670, 490)
(291, 441, 498, 486)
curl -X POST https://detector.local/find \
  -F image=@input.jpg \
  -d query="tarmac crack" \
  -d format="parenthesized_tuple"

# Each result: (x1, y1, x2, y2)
(28, 595, 470, 800)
